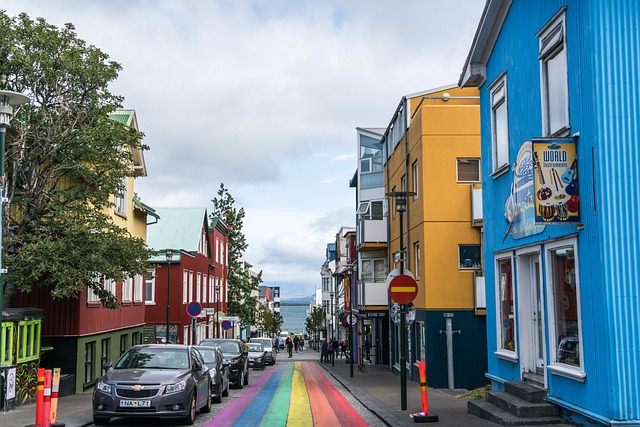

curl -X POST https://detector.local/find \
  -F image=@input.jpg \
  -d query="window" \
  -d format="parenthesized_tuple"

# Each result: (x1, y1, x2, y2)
(360, 134, 384, 189)
(459, 245, 482, 269)
(100, 339, 110, 373)
(496, 256, 516, 354)
(87, 275, 101, 303)
(132, 331, 141, 345)
(538, 9, 569, 136)
(457, 159, 481, 182)
(412, 161, 419, 199)
(122, 277, 132, 302)
(488, 73, 509, 173)
(357, 200, 383, 220)
(413, 242, 421, 279)
(145, 269, 155, 304)
(188, 271, 194, 304)
(104, 279, 115, 296)
(84, 341, 96, 387)
(547, 240, 583, 375)
(16, 320, 40, 363)
(202, 274, 207, 303)
(133, 274, 143, 302)
(114, 176, 127, 216)
(196, 273, 202, 303)
(183, 269, 188, 304)
(361, 259, 386, 282)
(120, 334, 128, 355)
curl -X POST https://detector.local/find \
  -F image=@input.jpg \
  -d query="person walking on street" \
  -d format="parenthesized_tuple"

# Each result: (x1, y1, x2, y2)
(339, 340, 346, 358)
(286, 337, 293, 358)
(320, 338, 328, 363)
(299, 338, 305, 352)
(293, 335, 300, 353)
(327, 338, 334, 363)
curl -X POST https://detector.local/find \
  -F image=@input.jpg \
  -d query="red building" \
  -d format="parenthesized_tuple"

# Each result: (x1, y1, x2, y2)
(145, 208, 229, 345)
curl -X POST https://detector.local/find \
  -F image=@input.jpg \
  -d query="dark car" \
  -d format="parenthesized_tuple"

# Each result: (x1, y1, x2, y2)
(193, 345, 229, 403)
(246, 342, 266, 370)
(92, 344, 211, 426)
(249, 337, 277, 365)
(199, 339, 248, 389)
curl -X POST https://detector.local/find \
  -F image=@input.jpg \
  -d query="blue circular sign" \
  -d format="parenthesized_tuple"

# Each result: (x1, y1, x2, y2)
(221, 320, 232, 330)
(186, 301, 202, 317)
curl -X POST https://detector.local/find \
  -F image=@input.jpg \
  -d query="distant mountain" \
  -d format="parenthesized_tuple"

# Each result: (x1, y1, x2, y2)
(280, 296, 312, 306)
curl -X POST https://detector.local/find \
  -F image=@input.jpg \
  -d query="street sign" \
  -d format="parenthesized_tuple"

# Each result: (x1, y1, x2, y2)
(221, 320, 232, 330)
(388, 274, 418, 305)
(344, 314, 357, 326)
(186, 301, 202, 317)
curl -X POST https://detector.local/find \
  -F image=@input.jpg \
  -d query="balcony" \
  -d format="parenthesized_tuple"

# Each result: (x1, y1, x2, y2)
(357, 217, 387, 251)
(357, 279, 388, 307)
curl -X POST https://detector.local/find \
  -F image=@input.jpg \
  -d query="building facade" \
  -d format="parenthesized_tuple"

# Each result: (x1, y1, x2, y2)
(461, 1, 640, 425)
(382, 85, 487, 389)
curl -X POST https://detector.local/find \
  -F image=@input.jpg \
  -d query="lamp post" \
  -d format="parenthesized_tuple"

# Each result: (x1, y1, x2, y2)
(348, 265, 355, 378)
(165, 249, 174, 344)
(0, 90, 29, 326)
(386, 190, 415, 411)
(215, 284, 221, 338)
(330, 291, 334, 366)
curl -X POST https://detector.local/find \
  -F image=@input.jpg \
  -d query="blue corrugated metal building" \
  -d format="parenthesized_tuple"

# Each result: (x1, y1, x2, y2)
(460, 1, 640, 425)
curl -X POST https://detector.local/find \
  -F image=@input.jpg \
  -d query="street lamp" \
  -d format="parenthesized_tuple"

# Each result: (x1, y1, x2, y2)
(215, 284, 221, 338)
(330, 291, 334, 366)
(386, 190, 415, 411)
(0, 90, 29, 326)
(165, 249, 174, 344)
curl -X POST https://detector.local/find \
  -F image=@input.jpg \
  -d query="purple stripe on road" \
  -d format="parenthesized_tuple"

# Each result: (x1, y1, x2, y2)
(205, 367, 278, 427)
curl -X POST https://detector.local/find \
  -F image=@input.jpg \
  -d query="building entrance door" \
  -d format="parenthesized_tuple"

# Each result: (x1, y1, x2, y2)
(517, 251, 546, 385)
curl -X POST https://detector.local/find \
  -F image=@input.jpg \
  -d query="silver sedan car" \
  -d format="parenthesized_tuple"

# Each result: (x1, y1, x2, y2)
(92, 344, 211, 425)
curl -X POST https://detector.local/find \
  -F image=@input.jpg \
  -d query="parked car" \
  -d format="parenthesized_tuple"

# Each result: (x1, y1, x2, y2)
(193, 345, 229, 404)
(92, 344, 211, 426)
(247, 342, 266, 370)
(249, 337, 277, 365)
(199, 338, 248, 389)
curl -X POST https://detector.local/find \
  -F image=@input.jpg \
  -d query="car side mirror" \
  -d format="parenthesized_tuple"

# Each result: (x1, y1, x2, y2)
(102, 361, 113, 371)
(192, 361, 202, 371)
(222, 360, 230, 367)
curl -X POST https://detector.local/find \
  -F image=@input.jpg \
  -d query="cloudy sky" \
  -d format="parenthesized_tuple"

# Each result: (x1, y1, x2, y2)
(4, 1, 485, 298)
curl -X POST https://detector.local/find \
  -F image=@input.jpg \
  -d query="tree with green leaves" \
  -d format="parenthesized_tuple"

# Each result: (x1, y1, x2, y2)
(0, 12, 154, 308)
(255, 303, 283, 337)
(210, 183, 260, 329)
(305, 305, 326, 344)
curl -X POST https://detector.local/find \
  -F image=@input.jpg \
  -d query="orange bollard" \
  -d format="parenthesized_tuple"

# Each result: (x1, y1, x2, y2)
(410, 361, 438, 423)
(36, 368, 45, 426)
(50, 368, 61, 424)
(42, 369, 52, 427)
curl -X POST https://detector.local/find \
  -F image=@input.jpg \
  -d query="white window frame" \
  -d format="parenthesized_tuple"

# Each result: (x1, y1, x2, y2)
(133, 274, 143, 302)
(494, 253, 518, 361)
(361, 258, 386, 283)
(456, 158, 481, 183)
(196, 273, 202, 303)
(104, 279, 115, 296)
(87, 274, 101, 303)
(122, 277, 132, 302)
(114, 176, 128, 216)
(537, 8, 570, 137)
(488, 72, 510, 175)
(545, 237, 585, 381)
(413, 242, 420, 280)
(188, 271, 194, 304)
(182, 269, 188, 304)
(412, 161, 419, 199)
(145, 269, 155, 305)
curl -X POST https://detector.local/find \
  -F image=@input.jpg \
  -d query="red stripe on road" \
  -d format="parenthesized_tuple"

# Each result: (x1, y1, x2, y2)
(306, 363, 369, 427)
(301, 363, 339, 427)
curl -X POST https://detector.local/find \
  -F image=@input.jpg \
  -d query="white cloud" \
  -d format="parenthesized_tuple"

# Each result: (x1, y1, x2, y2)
(4, 0, 485, 298)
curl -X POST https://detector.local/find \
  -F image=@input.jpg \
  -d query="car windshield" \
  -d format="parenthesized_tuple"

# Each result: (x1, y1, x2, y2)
(203, 341, 241, 354)
(115, 348, 189, 370)
(247, 343, 262, 351)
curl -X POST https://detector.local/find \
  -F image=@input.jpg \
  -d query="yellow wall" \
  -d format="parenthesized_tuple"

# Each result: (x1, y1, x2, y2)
(386, 86, 480, 311)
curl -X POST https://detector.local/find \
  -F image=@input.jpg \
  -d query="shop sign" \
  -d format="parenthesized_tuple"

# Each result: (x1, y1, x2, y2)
(532, 138, 580, 223)
(504, 140, 546, 240)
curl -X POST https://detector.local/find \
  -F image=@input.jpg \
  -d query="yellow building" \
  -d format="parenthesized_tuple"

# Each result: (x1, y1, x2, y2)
(382, 85, 486, 389)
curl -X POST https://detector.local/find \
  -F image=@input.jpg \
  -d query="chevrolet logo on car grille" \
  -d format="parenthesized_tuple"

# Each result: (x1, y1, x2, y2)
(132, 385, 144, 391)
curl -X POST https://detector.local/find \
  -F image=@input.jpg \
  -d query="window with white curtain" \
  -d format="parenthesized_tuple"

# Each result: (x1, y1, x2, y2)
(488, 73, 509, 173)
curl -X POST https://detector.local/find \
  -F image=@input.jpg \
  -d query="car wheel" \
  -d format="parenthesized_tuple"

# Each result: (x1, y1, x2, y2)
(93, 416, 110, 425)
(244, 368, 249, 386)
(222, 379, 229, 397)
(213, 381, 222, 403)
(201, 387, 212, 413)
(235, 371, 244, 389)
(182, 393, 196, 425)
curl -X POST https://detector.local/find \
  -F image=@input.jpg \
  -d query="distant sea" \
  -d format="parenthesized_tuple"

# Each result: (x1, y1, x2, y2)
(279, 304, 308, 335)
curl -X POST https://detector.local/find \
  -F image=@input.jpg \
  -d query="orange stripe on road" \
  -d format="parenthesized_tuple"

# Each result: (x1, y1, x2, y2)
(302, 363, 340, 427)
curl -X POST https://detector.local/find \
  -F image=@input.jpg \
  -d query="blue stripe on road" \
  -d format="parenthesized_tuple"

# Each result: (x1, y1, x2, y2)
(230, 364, 289, 427)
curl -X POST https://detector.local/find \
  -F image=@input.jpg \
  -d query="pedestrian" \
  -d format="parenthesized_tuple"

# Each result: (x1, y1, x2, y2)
(293, 335, 300, 353)
(331, 337, 339, 363)
(286, 337, 293, 358)
(273, 336, 279, 354)
(299, 338, 305, 353)
(327, 338, 334, 363)
(339, 340, 346, 358)
(320, 338, 328, 363)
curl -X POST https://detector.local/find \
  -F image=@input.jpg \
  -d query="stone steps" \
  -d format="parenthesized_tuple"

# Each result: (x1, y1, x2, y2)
(467, 381, 564, 426)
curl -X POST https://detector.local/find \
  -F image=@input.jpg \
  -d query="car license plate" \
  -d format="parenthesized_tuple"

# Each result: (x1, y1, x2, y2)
(120, 399, 151, 408)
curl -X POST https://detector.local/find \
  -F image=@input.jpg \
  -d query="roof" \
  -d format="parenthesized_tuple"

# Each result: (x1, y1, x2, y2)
(459, 0, 513, 88)
(108, 109, 148, 177)
(146, 207, 209, 261)
(357, 127, 386, 136)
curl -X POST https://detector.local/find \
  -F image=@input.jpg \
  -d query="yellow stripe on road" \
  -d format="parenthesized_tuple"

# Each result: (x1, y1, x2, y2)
(287, 362, 312, 426)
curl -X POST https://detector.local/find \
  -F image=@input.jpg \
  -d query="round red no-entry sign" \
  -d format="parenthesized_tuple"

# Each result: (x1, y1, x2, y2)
(388, 274, 418, 305)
